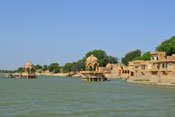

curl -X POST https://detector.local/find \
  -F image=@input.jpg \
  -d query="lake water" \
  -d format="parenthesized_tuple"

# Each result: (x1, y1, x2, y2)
(0, 76, 175, 117)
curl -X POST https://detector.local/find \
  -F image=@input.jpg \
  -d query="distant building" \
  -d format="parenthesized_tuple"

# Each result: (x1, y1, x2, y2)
(11, 61, 36, 79)
(80, 55, 107, 81)
(120, 52, 175, 85)
(85, 55, 99, 71)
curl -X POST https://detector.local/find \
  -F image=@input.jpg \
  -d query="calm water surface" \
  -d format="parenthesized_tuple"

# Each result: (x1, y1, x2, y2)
(0, 76, 175, 117)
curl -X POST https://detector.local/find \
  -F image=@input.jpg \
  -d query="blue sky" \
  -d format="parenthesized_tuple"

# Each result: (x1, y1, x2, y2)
(0, 0, 175, 69)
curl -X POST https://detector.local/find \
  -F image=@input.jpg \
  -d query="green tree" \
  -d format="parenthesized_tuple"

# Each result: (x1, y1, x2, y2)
(17, 67, 24, 73)
(156, 36, 175, 56)
(34, 64, 43, 73)
(62, 63, 73, 73)
(135, 52, 151, 61)
(85, 50, 107, 66)
(72, 59, 86, 72)
(61, 49, 118, 72)
(35, 64, 43, 70)
(122, 49, 141, 65)
(48, 63, 60, 73)
(85, 50, 118, 66)
(43, 65, 49, 72)
(106, 56, 118, 64)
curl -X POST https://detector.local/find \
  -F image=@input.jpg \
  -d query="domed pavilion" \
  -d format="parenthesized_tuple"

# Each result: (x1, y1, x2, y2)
(24, 61, 35, 73)
(80, 55, 108, 82)
(86, 55, 99, 71)
(11, 61, 36, 79)
(106, 63, 113, 71)
(23, 61, 36, 78)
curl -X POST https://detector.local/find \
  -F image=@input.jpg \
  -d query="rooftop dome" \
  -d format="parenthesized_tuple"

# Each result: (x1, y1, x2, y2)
(24, 61, 34, 70)
(85, 55, 99, 71)
(86, 55, 98, 64)
(106, 63, 113, 68)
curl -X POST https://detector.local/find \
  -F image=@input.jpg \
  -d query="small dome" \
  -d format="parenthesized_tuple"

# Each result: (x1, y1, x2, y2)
(106, 63, 113, 69)
(24, 61, 34, 69)
(86, 55, 98, 64)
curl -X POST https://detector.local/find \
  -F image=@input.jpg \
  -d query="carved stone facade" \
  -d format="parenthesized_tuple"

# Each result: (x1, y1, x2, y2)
(85, 55, 99, 71)
(120, 52, 175, 85)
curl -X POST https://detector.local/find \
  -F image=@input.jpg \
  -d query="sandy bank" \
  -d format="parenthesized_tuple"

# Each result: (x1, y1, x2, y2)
(127, 80, 175, 86)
